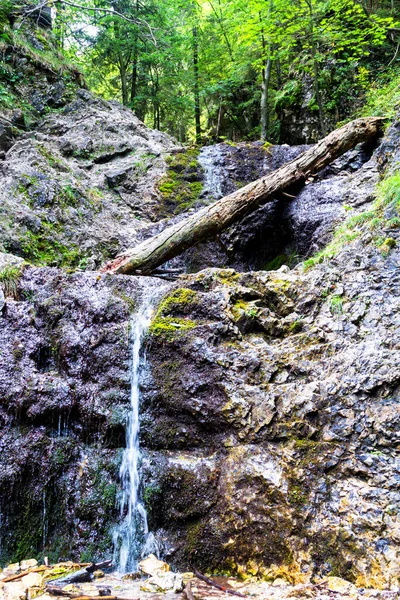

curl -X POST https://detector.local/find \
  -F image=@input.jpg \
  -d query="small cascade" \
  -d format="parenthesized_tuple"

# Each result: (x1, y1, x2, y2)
(198, 145, 225, 201)
(113, 284, 165, 574)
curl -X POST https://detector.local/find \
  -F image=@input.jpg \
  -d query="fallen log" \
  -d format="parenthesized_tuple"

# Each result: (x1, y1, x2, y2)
(193, 568, 247, 598)
(45, 588, 117, 600)
(101, 117, 384, 275)
(2, 566, 51, 583)
(49, 560, 113, 587)
(183, 581, 195, 600)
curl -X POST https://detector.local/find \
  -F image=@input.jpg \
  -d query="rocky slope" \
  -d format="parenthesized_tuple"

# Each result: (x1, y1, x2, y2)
(0, 16, 400, 593)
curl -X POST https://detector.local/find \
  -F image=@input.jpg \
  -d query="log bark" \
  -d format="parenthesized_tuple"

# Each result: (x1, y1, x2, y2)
(101, 117, 384, 275)
(193, 568, 247, 598)
(49, 560, 112, 587)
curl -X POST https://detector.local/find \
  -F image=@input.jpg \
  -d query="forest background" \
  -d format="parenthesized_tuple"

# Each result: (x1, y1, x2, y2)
(1, 0, 400, 145)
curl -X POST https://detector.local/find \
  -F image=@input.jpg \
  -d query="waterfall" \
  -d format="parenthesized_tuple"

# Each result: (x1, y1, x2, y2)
(198, 144, 225, 201)
(113, 285, 164, 574)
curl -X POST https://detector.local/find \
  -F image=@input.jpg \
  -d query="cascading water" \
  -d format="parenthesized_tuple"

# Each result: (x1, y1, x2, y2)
(113, 285, 164, 573)
(198, 145, 225, 201)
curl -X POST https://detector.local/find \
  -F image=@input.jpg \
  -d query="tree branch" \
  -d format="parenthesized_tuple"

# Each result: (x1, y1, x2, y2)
(20, 1, 157, 45)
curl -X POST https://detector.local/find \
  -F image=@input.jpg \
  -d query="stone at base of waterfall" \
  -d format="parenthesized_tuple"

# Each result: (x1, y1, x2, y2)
(93, 570, 105, 579)
(140, 572, 184, 593)
(325, 577, 358, 597)
(3, 572, 43, 600)
(20, 559, 38, 571)
(139, 554, 170, 577)
(2, 563, 20, 575)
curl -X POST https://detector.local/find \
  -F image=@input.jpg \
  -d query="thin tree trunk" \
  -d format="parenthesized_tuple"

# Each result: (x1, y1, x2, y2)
(130, 50, 138, 103)
(305, 0, 325, 136)
(119, 57, 128, 106)
(216, 97, 223, 141)
(261, 56, 272, 141)
(101, 117, 383, 275)
(193, 26, 201, 144)
(259, 8, 272, 141)
(130, 0, 139, 103)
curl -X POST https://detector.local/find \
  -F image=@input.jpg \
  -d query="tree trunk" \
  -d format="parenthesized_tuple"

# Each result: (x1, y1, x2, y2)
(261, 56, 272, 141)
(119, 57, 128, 106)
(193, 26, 201, 144)
(101, 117, 383, 275)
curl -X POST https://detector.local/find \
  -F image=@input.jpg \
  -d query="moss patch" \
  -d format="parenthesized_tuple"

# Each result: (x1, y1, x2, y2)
(149, 287, 198, 340)
(157, 147, 203, 216)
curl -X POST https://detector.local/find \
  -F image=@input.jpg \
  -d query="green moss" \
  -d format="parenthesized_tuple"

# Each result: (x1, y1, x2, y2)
(158, 147, 203, 215)
(37, 144, 68, 170)
(378, 236, 397, 256)
(288, 319, 303, 333)
(157, 287, 198, 315)
(149, 288, 198, 339)
(288, 485, 307, 505)
(149, 316, 196, 339)
(17, 223, 83, 269)
(0, 264, 24, 298)
(214, 269, 240, 285)
(113, 289, 136, 313)
(230, 299, 259, 320)
(262, 141, 273, 154)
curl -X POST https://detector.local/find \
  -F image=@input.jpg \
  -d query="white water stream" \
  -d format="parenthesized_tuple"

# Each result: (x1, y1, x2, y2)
(113, 285, 164, 573)
(198, 145, 225, 201)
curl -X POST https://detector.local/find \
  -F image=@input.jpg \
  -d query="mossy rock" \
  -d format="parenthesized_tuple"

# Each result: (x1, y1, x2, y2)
(158, 147, 203, 216)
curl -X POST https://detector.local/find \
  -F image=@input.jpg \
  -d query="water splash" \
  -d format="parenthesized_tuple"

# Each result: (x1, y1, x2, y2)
(113, 288, 162, 573)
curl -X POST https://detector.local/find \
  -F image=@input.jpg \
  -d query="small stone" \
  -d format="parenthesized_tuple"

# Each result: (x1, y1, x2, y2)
(326, 576, 358, 597)
(20, 572, 42, 590)
(62, 584, 80, 593)
(20, 559, 38, 571)
(272, 578, 289, 587)
(4, 563, 20, 574)
(278, 265, 290, 273)
(3, 581, 26, 600)
(140, 572, 184, 593)
(139, 554, 170, 576)
(93, 570, 104, 579)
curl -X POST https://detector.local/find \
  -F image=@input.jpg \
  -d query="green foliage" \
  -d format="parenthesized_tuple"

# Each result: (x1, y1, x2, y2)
(329, 295, 344, 315)
(304, 172, 400, 270)
(0, 264, 23, 298)
(26, 0, 397, 142)
(360, 69, 400, 119)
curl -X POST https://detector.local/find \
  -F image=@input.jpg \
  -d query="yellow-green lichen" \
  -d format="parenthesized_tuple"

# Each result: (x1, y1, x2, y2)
(158, 287, 198, 315)
(149, 287, 198, 339)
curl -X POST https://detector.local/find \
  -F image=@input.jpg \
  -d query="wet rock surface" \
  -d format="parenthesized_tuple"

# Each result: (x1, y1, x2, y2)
(0, 265, 172, 562)
(0, 90, 177, 269)
(141, 225, 400, 587)
(1, 45, 400, 593)
(183, 141, 379, 272)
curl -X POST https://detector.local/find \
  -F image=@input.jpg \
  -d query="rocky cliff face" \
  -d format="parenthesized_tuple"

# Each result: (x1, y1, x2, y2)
(0, 32, 400, 591)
